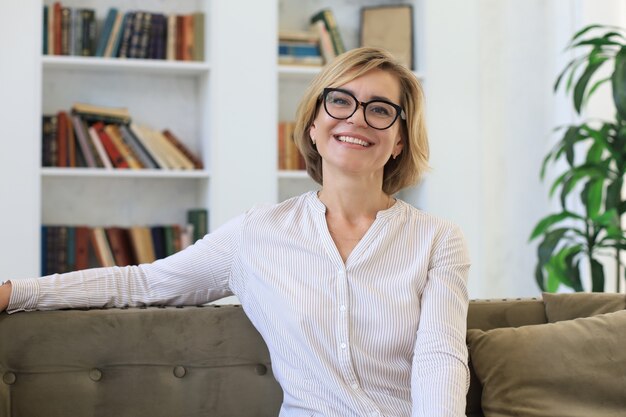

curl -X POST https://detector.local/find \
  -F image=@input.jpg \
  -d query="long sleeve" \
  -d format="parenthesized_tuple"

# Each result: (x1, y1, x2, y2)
(411, 223, 471, 417)
(7, 214, 244, 313)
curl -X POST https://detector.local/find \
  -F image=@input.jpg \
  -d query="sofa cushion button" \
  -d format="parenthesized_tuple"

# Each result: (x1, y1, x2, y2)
(255, 364, 267, 376)
(89, 368, 102, 382)
(173, 365, 186, 378)
(3, 372, 16, 385)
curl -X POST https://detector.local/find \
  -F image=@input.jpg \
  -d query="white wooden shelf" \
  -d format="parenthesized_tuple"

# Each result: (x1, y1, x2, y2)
(278, 170, 309, 179)
(42, 56, 210, 75)
(41, 167, 210, 179)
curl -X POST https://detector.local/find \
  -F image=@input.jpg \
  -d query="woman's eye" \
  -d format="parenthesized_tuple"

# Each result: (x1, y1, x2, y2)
(370, 105, 392, 117)
(330, 96, 351, 106)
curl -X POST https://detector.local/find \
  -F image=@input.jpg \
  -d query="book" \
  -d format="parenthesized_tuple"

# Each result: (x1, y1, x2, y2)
(43, 6, 48, 55)
(187, 208, 208, 243)
(95, 8, 118, 57)
(360, 5, 414, 69)
(42, 115, 58, 167)
(79, 8, 96, 56)
(152, 129, 195, 169)
(66, 111, 76, 167)
(91, 226, 116, 267)
(87, 125, 113, 168)
(166, 14, 176, 60)
(104, 124, 143, 169)
(129, 226, 156, 264)
(119, 124, 159, 169)
(72, 102, 131, 124)
(92, 121, 129, 168)
(53, 2, 62, 55)
(74, 226, 91, 270)
(162, 129, 203, 169)
(310, 9, 345, 56)
(106, 227, 136, 266)
(130, 123, 169, 169)
(56, 111, 68, 167)
(192, 12, 205, 61)
(71, 114, 97, 167)
(311, 20, 336, 64)
(117, 11, 135, 58)
(150, 226, 166, 260)
(104, 12, 124, 58)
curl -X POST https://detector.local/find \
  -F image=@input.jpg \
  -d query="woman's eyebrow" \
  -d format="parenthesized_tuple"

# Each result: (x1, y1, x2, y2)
(338, 87, 395, 103)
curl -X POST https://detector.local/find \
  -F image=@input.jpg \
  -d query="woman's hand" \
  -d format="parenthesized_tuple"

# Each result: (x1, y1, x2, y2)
(0, 281, 11, 313)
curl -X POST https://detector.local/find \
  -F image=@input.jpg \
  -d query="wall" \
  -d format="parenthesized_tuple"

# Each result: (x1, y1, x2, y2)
(422, 0, 626, 298)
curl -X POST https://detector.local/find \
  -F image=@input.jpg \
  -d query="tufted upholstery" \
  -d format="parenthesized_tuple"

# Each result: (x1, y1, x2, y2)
(1, 295, 622, 417)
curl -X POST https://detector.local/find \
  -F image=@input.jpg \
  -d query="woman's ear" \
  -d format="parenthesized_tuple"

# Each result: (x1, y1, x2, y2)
(309, 123, 317, 143)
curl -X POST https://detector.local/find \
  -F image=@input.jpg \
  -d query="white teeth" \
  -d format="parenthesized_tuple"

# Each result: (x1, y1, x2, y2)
(336, 136, 370, 147)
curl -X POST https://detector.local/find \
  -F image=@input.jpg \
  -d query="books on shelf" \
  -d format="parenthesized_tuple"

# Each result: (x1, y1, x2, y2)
(277, 121, 306, 171)
(278, 30, 323, 66)
(40, 211, 203, 275)
(310, 9, 346, 57)
(41, 104, 203, 170)
(43, 3, 205, 61)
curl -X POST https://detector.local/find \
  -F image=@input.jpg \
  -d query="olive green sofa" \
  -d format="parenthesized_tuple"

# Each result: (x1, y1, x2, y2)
(1, 292, 625, 417)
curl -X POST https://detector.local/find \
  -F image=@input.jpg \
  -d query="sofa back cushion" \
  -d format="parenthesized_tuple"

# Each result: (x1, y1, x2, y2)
(0, 306, 283, 417)
(466, 310, 626, 417)
(542, 291, 626, 322)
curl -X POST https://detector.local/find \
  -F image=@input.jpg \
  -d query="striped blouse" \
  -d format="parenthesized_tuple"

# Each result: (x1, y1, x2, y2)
(8, 191, 471, 417)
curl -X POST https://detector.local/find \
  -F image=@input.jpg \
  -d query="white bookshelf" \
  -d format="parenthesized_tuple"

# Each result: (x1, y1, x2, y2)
(0, 0, 276, 279)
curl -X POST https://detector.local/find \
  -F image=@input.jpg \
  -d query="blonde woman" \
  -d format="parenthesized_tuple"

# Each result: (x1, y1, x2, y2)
(1, 47, 470, 416)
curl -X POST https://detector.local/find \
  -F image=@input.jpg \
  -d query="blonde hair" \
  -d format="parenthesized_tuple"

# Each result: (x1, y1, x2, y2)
(293, 47, 429, 195)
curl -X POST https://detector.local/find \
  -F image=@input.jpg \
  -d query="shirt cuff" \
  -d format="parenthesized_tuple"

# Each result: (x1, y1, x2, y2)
(7, 279, 40, 313)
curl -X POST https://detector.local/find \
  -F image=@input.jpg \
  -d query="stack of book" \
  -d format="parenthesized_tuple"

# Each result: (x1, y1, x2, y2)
(309, 8, 346, 65)
(278, 30, 323, 66)
(42, 208, 208, 275)
(42, 103, 203, 170)
(277, 121, 306, 171)
(43, 3, 204, 61)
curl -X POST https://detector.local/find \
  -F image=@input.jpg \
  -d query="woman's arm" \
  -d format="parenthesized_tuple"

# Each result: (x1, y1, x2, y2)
(6, 213, 245, 313)
(411, 223, 471, 417)
(0, 281, 11, 312)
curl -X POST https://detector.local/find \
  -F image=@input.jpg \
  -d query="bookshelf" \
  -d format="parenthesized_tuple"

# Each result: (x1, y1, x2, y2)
(1, 0, 276, 279)
(0, 0, 424, 280)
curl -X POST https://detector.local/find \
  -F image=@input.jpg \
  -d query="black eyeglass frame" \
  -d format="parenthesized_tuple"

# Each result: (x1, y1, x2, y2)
(321, 87, 406, 130)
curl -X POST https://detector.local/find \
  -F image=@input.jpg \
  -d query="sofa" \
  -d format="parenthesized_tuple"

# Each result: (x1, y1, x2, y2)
(1, 292, 625, 417)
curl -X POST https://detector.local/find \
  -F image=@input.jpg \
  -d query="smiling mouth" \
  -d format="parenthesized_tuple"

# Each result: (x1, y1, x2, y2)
(335, 135, 371, 147)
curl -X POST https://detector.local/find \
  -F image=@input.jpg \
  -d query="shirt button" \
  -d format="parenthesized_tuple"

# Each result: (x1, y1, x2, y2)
(340, 343, 347, 349)
(339, 305, 346, 312)
(351, 383, 359, 390)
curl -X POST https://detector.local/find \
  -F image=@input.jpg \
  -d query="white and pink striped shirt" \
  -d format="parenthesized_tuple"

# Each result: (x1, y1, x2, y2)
(9, 191, 470, 417)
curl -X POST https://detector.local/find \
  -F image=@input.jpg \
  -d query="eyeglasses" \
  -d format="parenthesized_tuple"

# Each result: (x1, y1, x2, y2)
(321, 87, 406, 130)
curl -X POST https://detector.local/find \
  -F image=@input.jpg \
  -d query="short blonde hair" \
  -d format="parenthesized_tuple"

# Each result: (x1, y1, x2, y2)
(293, 47, 429, 195)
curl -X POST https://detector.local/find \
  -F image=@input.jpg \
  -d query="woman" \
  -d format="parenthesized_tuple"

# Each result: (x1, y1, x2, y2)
(0, 47, 470, 416)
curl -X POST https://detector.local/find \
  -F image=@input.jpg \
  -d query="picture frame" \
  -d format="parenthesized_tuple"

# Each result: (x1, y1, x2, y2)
(359, 5, 414, 70)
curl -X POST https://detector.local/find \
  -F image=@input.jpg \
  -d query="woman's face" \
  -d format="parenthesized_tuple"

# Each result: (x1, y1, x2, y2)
(309, 69, 404, 182)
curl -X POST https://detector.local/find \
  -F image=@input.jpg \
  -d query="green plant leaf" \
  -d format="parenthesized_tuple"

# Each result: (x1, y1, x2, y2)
(582, 179, 604, 219)
(573, 38, 624, 47)
(564, 248, 584, 291)
(529, 212, 582, 241)
(574, 56, 608, 114)
(554, 57, 585, 92)
(570, 24, 609, 44)
(535, 264, 546, 291)
(586, 141, 604, 163)
(612, 47, 626, 120)
(592, 208, 618, 226)
(606, 177, 623, 211)
(590, 258, 605, 292)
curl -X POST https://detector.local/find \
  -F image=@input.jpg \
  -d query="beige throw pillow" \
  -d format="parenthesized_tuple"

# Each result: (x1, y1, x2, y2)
(466, 310, 626, 417)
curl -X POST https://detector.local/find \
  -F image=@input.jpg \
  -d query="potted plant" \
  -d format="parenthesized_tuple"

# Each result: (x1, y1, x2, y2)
(530, 24, 626, 293)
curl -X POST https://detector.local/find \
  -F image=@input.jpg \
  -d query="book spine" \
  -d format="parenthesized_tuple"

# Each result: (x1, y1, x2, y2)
(43, 6, 48, 55)
(42, 115, 57, 167)
(103, 12, 123, 57)
(162, 129, 203, 169)
(93, 122, 129, 168)
(310, 9, 345, 56)
(166, 14, 176, 60)
(56, 111, 68, 167)
(128, 11, 144, 58)
(87, 125, 113, 168)
(117, 12, 135, 58)
(119, 124, 159, 169)
(105, 124, 143, 169)
(138, 12, 152, 59)
(130, 123, 169, 169)
(71, 115, 97, 168)
(192, 12, 204, 61)
(95, 8, 118, 57)
(187, 208, 208, 242)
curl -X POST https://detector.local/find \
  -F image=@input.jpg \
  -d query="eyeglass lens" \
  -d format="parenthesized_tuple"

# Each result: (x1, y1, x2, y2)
(324, 89, 399, 130)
